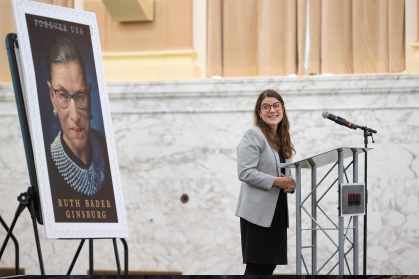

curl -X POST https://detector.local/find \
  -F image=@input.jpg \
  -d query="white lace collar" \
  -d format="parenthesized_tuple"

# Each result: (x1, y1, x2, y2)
(51, 132, 105, 196)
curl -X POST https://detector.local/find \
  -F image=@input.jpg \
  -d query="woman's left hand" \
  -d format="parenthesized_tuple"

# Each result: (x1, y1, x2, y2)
(281, 173, 296, 193)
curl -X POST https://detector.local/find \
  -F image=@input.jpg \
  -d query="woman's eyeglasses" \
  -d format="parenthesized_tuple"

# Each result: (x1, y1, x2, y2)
(261, 102, 283, 112)
(52, 86, 88, 109)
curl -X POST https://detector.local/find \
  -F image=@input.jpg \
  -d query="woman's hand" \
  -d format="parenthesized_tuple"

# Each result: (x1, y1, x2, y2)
(273, 173, 296, 193)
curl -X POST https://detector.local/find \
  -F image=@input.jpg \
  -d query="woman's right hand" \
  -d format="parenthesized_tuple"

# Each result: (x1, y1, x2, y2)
(273, 174, 296, 192)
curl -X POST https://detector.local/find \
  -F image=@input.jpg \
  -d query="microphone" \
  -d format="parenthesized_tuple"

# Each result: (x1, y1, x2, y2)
(322, 111, 358, 130)
(322, 111, 377, 133)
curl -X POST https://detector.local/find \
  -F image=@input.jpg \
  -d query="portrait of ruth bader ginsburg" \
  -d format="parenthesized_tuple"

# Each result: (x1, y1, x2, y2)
(46, 33, 107, 196)
(28, 22, 119, 223)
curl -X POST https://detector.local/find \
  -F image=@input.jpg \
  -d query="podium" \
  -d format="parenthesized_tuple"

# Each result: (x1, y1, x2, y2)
(284, 147, 372, 275)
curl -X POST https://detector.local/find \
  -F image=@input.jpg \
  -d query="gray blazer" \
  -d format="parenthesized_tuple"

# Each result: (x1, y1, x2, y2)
(235, 126, 293, 228)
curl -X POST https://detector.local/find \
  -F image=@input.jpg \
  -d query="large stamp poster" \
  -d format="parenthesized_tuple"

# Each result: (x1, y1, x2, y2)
(11, 0, 128, 238)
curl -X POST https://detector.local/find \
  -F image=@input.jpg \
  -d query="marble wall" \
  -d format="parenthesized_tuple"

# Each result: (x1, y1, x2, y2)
(0, 74, 418, 275)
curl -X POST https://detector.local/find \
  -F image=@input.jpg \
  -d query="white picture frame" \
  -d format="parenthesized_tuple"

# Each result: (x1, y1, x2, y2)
(11, 0, 128, 239)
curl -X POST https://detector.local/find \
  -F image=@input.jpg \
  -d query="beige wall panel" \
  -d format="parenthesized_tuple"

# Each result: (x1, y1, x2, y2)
(388, 0, 405, 72)
(258, 0, 297, 76)
(223, 0, 259, 77)
(297, 0, 306, 76)
(167, 0, 193, 49)
(52, 0, 74, 7)
(84, 0, 193, 52)
(353, 0, 405, 73)
(353, 0, 389, 73)
(206, 0, 223, 77)
(84, 0, 107, 50)
(104, 0, 166, 51)
(321, 0, 353, 74)
(307, 0, 321, 75)
(0, 0, 16, 83)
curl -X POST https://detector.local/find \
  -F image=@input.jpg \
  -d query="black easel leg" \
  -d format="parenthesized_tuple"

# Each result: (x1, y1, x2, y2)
(112, 238, 121, 275)
(67, 239, 86, 275)
(0, 216, 19, 275)
(1, 191, 44, 275)
(120, 238, 128, 276)
(0, 203, 25, 259)
(29, 202, 44, 275)
(89, 239, 94, 275)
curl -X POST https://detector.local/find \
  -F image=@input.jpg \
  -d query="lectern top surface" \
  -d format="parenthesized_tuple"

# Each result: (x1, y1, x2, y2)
(283, 147, 373, 168)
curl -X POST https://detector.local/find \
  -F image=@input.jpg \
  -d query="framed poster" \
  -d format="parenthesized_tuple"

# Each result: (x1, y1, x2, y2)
(11, 0, 128, 238)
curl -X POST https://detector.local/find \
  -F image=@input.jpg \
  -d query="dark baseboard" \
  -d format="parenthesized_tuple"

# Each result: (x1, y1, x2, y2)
(88, 270, 182, 275)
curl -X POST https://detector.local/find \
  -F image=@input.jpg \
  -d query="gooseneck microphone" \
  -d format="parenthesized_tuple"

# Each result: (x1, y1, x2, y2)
(322, 111, 377, 134)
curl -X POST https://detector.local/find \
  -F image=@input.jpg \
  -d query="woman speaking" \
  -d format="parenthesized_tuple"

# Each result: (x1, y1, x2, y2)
(236, 89, 296, 275)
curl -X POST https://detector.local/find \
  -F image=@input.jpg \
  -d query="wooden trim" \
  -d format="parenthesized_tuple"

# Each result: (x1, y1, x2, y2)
(0, 268, 25, 276)
(102, 50, 198, 81)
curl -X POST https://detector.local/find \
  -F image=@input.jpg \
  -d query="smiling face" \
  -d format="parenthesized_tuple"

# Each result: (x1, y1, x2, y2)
(259, 97, 284, 133)
(48, 61, 90, 160)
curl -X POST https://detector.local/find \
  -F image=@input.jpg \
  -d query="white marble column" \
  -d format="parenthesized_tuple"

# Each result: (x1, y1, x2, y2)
(193, 0, 207, 78)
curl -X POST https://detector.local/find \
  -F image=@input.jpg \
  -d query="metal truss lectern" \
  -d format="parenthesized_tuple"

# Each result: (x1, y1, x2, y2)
(284, 147, 372, 275)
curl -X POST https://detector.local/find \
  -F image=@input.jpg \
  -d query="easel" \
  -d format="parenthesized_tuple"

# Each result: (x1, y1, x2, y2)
(0, 215, 20, 275)
(0, 187, 45, 274)
(67, 238, 129, 275)
(3, 33, 129, 275)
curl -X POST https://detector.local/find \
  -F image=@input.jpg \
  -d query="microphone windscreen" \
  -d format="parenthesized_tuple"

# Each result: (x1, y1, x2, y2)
(322, 111, 329, 119)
